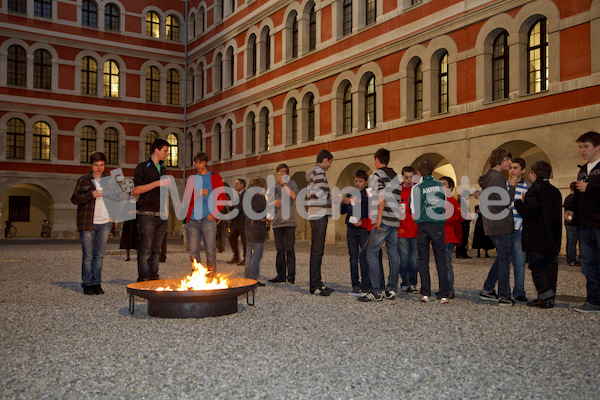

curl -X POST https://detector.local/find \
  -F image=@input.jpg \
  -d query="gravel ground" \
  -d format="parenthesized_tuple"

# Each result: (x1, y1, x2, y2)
(0, 238, 598, 399)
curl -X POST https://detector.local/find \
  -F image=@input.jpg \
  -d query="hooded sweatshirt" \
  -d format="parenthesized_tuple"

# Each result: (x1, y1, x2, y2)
(477, 169, 515, 236)
(306, 164, 331, 219)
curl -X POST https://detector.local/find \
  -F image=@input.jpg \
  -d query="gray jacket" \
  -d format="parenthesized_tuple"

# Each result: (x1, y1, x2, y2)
(478, 169, 515, 236)
(271, 180, 298, 228)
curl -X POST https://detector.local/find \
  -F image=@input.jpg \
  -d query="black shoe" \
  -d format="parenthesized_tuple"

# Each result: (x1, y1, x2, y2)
(94, 284, 104, 295)
(137, 276, 151, 282)
(255, 281, 265, 287)
(515, 295, 528, 303)
(268, 277, 286, 283)
(311, 285, 334, 296)
(83, 285, 95, 295)
(479, 290, 499, 302)
(149, 275, 160, 281)
(125, 257, 131, 261)
(498, 298, 515, 307)
(358, 292, 383, 302)
(527, 298, 553, 308)
(463, 254, 472, 259)
(228, 258, 240, 264)
(286, 277, 295, 284)
(449, 293, 455, 299)
(238, 259, 246, 266)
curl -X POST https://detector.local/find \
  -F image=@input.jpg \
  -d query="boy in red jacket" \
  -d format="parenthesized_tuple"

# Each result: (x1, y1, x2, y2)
(440, 177, 464, 299)
(398, 166, 419, 292)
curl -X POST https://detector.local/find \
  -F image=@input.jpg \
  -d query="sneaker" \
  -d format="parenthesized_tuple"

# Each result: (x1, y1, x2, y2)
(421, 295, 429, 303)
(358, 292, 383, 302)
(515, 295, 528, 303)
(400, 286, 410, 293)
(498, 298, 515, 307)
(479, 290, 499, 302)
(573, 302, 600, 313)
(311, 286, 334, 296)
(384, 290, 396, 300)
(440, 297, 449, 304)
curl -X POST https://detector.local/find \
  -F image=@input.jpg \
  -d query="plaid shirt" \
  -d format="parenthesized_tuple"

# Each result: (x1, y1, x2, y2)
(71, 171, 108, 231)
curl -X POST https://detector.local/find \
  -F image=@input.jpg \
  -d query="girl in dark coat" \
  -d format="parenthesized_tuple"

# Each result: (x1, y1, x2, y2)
(472, 205, 495, 257)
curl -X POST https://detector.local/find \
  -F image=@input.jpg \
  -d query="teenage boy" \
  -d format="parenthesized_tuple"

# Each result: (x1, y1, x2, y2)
(340, 169, 370, 294)
(563, 182, 579, 266)
(269, 164, 299, 284)
(566, 131, 600, 313)
(245, 176, 268, 286)
(133, 138, 171, 282)
(71, 152, 113, 295)
(185, 152, 225, 275)
(514, 161, 562, 308)
(228, 179, 246, 266)
(306, 149, 335, 296)
(398, 166, 419, 292)
(440, 176, 463, 299)
(359, 148, 402, 302)
(478, 148, 518, 306)
(410, 159, 450, 304)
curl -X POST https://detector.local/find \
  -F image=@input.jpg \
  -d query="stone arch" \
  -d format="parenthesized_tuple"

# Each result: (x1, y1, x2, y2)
(480, 140, 552, 180)
(1, 183, 54, 238)
(411, 153, 458, 184)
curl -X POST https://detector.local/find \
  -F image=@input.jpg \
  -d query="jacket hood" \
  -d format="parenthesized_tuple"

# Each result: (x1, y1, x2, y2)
(478, 169, 501, 189)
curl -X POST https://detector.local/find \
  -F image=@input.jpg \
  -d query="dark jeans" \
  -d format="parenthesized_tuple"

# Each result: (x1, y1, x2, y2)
(137, 215, 168, 280)
(309, 217, 328, 291)
(274, 226, 296, 280)
(229, 225, 246, 260)
(245, 242, 264, 280)
(483, 233, 512, 300)
(346, 226, 370, 290)
(417, 223, 449, 297)
(528, 251, 558, 301)
(579, 228, 600, 306)
(79, 222, 112, 287)
(565, 225, 578, 263)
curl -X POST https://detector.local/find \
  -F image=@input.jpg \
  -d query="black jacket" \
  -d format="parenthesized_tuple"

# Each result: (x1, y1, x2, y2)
(514, 179, 562, 254)
(564, 163, 600, 229)
(245, 191, 267, 243)
(231, 190, 246, 230)
(133, 158, 166, 212)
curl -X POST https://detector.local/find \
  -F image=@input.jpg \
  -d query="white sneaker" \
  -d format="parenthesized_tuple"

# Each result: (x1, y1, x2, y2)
(440, 297, 449, 304)
(421, 295, 429, 303)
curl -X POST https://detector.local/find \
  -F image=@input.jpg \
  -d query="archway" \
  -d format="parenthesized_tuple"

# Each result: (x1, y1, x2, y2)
(411, 153, 457, 187)
(480, 140, 552, 182)
(1, 184, 54, 238)
(334, 162, 372, 242)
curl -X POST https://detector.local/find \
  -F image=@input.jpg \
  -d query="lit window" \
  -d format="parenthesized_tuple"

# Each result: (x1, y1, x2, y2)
(104, 3, 120, 31)
(6, 118, 25, 159)
(166, 15, 180, 41)
(365, 76, 376, 129)
(527, 19, 548, 94)
(146, 66, 159, 102)
(103, 60, 119, 98)
(492, 31, 509, 101)
(7, 45, 26, 87)
(104, 127, 118, 164)
(167, 70, 180, 105)
(343, 84, 352, 134)
(366, 0, 376, 26)
(81, 56, 97, 95)
(145, 131, 158, 159)
(33, 122, 51, 160)
(414, 61, 423, 119)
(439, 52, 448, 113)
(80, 126, 97, 163)
(166, 133, 178, 167)
(34, 49, 51, 90)
(146, 11, 160, 38)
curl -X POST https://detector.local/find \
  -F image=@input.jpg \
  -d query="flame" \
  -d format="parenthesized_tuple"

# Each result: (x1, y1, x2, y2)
(155, 259, 229, 291)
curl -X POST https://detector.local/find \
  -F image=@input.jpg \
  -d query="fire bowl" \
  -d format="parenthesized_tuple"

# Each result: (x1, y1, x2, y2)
(127, 278, 258, 318)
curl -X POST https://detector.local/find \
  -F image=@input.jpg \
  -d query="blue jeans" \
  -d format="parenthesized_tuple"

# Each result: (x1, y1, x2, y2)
(482, 231, 526, 298)
(80, 222, 112, 287)
(445, 243, 455, 295)
(245, 242, 264, 280)
(398, 237, 418, 288)
(366, 224, 400, 295)
(186, 218, 217, 270)
(578, 228, 600, 306)
(483, 233, 512, 300)
(565, 225, 578, 263)
(347, 226, 369, 290)
(138, 215, 168, 280)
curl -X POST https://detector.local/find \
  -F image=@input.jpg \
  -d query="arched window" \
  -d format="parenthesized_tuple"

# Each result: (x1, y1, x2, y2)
(261, 27, 271, 71)
(189, 12, 196, 39)
(146, 66, 159, 102)
(33, 121, 51, 160)
(309, 5, 317, 51)
(187, 68, 194, 104)
(215, 124, 222, 161)
(81, 56, 97, 95)
(199, 64, 205, 99)
(196, 129, 203, 154)
(80, 126, 97, 163)
(8, 0, 26, 13)
(187, 133, 193, 166)
(261, 108, 270, 151)
(146, 11, 160, 38)
(34, 49, 51, 90)
(166, 133, 178, 167)
(145, 131, 158, 159)
(82, 0, 98, 27)
(492, 30, 509, 101)
(366, 0, 376, 26)
(104, 127, 118, 164)
(365, 75, 376, 129)
(167, 69, 179, 105)
(104, 3, 120, 31)
(292, 17, 299, 59)
(343, 84, 352, 134)
(103, 60, 119, 97)
(247, 112, 256, 154)
(199, 7, 205, 34)
(226, 46, 234, 87)
(528, 18, 548, 93)
(214, 53, 223, 91)
(414, 61, 423, 119)
(166, 15, 179, 41)
(248, 34, 257, 76)
(8, 45, 27, 87)
(288, 98, 298, 145)
(6, 118, 25, 159)
(343, 0, 352, 36)
(307, 94, 315, 141)
(226, 120, 234, 159)
(438, 52, 448, 113)
(34, 0, 51, 18)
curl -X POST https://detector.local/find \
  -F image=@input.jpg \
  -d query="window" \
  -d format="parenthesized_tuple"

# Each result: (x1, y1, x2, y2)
(528, 18, 548, 94)
(80, 126, 96, 163)
(82, 0, 97, 27)
(309, 6, 317, 51)
(167, 69, 179, 105)
(215, 53, 223, 91)
(33, 121, 50, 160)
(261, 109, 270, 151)
(146, 66, 159, 102)
(7, 45, 26, 87)
(343, 84, 352, 134)
(146, 11, 160, 38)
(166, 133, 178, 167)
(247, 112, 256, 154)
(189, 13, 196, 39)
(343, 0, 352, 36)
(81, 56, 97, 95)
(248, 34, 257, 76)
(292, 17, 299, 59)
(196, 130, 203, 156)
(166, 15, 179, 41)
(34, 49, 51, 90)
(104, 3, 120, 31)
(6, 118, 25, 159)
(307, 95, 315, 141)
(226, 120, 233, 159)
(492, 31, 509, 101)
(216, 124, 222, 160)
(104, 127, 118, 164)
(438, 52, 448, 113)
(103, 60, 119, 98)
(226, 47, 235, 87)
(199, 7, 205, 34)
(9, 196, 30, 222)
(289, 99, 298, 145)
(199, 64, 204, 99)
(187, 134, 193, 165)
(34, 0, 51, 18)
(8, 0, 26, 14)
(366, 0, 376, 26)
(414, 61, 423, 119)
(145, 131, 157, 159)
(187, 68, 194, 104)
(365, 75, 376, 129)
(264, 28, 271, 70)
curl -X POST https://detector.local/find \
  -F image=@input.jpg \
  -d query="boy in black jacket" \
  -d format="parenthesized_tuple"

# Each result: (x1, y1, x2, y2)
(514, 161, 562, 308)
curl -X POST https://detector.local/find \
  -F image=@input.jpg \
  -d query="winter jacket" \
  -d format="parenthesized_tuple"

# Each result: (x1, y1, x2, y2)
(398, 184, 418, 238)
(71, 171, 109, 231)
(444, 196, 464, 244)
(564, 163, 600, 229)
(410, 175, 446, 225)
(477, 169, 515, 236)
